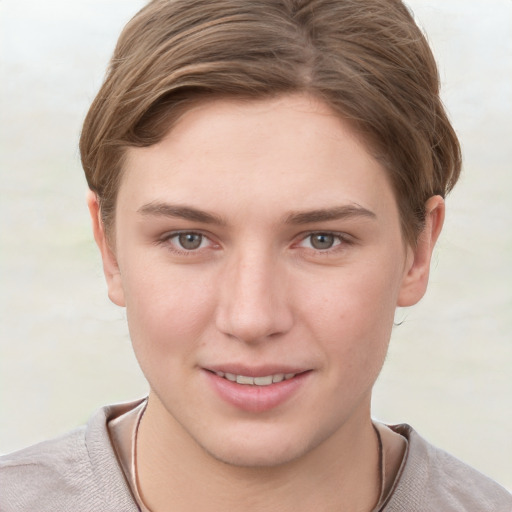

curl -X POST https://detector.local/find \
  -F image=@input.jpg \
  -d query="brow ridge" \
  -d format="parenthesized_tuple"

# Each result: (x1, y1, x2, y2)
(137, 202, 376, 226)
(137, 202, 226, 225)
(285, 205, 376, 224)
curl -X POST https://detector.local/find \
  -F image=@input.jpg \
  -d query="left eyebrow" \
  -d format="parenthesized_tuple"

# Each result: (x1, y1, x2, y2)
(284, 205, 377, 224)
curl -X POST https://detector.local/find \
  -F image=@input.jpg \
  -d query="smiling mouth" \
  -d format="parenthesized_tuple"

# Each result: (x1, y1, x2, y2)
(205, 368, 311, 411)
(213, 371, 298, 386)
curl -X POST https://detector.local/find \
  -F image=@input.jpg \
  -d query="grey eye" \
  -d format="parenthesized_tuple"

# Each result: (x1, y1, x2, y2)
(178, 233, 203, 250)
(309, 233, 335, 250)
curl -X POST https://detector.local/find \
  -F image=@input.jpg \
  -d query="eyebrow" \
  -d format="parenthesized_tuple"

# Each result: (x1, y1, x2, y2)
(137, 202, 227, 225)
(285, 204, 377, 224)
(137, 201, 376, 226)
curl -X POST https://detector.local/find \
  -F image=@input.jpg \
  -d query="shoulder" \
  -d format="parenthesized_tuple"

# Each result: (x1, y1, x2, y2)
(0, 427, 93, 511)
(384, 424, 512, 512)
(0, 400, 143, 512)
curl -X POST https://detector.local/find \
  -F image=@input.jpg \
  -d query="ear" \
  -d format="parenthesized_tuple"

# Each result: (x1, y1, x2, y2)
(86, 190, 126, 307)
(397, 195, 445, 307)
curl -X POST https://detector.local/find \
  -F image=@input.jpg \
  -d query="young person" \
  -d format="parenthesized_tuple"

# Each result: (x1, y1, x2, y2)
(1, 0, 510, 510)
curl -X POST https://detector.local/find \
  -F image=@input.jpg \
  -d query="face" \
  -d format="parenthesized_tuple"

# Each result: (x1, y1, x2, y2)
(91, 94, 441, 467)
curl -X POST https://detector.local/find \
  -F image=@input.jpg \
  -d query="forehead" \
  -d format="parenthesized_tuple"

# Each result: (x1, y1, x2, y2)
(119, 94, 398, 224)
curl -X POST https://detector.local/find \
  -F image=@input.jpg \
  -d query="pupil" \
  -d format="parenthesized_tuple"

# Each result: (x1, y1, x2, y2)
(179, 233, 202, 250)
(311, 234, 334, 250)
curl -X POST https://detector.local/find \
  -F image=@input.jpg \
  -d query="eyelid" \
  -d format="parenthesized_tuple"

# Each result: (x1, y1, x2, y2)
(294, 231, 354, 250)
(159, 230, 219, 254)
(157, 229, 354, 255)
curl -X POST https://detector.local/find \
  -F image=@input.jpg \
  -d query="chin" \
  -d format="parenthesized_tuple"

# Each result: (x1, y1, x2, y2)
(195, 422, 328, 469)
(205, 441, 305, 469)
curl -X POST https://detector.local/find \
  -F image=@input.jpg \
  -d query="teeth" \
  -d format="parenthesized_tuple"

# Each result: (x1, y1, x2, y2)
(216, 371, 297, 386)
(236, 375, 254, 385)
(254, 376, 273, 386)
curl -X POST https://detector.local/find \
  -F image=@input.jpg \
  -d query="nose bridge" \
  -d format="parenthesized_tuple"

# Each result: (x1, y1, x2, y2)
(216, 243, 292, 342)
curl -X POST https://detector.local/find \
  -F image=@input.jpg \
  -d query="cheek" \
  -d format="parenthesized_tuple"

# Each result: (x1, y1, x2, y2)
(121, 263, 217, 365)
(298, 259, 403, 368)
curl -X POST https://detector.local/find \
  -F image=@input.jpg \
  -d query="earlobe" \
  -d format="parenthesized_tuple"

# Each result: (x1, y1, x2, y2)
(397, 195, 445, 307)
(86, 190, 126, 307)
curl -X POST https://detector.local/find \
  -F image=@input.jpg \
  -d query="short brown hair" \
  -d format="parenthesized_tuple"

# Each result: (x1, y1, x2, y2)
(80, 0, 461, 244)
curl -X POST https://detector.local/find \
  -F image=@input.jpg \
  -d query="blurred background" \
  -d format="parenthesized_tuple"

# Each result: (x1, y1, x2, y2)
(0, 0, 511, 490)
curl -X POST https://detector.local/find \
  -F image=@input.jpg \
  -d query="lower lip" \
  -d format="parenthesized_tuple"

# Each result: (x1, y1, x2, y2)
(204, 370, 311, 413)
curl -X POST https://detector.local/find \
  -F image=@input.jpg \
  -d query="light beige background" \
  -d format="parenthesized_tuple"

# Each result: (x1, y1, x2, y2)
(1, 0, 511, 490)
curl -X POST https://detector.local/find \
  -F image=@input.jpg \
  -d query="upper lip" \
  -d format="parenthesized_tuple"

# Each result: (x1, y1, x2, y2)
(204, 365, 311, 377)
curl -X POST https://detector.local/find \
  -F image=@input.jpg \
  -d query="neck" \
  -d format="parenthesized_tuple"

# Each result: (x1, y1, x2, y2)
(136, 395, 381, 512)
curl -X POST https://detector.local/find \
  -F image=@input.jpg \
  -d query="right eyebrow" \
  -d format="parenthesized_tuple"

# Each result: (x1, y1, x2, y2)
(137, 202, 227, 226)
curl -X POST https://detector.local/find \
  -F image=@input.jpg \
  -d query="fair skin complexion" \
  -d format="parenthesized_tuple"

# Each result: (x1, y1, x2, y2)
(89, 94, 444, 512)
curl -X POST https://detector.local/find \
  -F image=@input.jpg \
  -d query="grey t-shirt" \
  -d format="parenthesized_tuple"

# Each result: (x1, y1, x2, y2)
(1, 400, 511, 511)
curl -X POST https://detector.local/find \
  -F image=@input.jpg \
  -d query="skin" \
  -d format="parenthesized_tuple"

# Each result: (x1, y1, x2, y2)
(89, 94, 444, 512)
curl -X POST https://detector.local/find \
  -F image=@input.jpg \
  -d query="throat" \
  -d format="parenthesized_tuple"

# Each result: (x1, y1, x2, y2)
(134, 395, 384, 512)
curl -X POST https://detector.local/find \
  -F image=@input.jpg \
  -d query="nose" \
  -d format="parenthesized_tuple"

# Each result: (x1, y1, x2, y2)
(215, 249, 293, 344)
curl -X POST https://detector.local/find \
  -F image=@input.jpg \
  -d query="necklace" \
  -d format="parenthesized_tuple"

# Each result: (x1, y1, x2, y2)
(374, 424, 386, 510)
(131, 406, 387, 512)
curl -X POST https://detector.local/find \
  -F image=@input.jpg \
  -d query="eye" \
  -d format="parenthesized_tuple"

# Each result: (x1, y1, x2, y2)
(167, 232, 212, 251)
(309, 233, 337, 250)
(177, 233, 203, 250)
(298, 232, 345, 251)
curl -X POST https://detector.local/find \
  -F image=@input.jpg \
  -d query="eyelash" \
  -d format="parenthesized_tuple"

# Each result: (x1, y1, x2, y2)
(295, 232, 353, 253)
(159, 231, 216, 256)
(158, 230, 353, 256)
